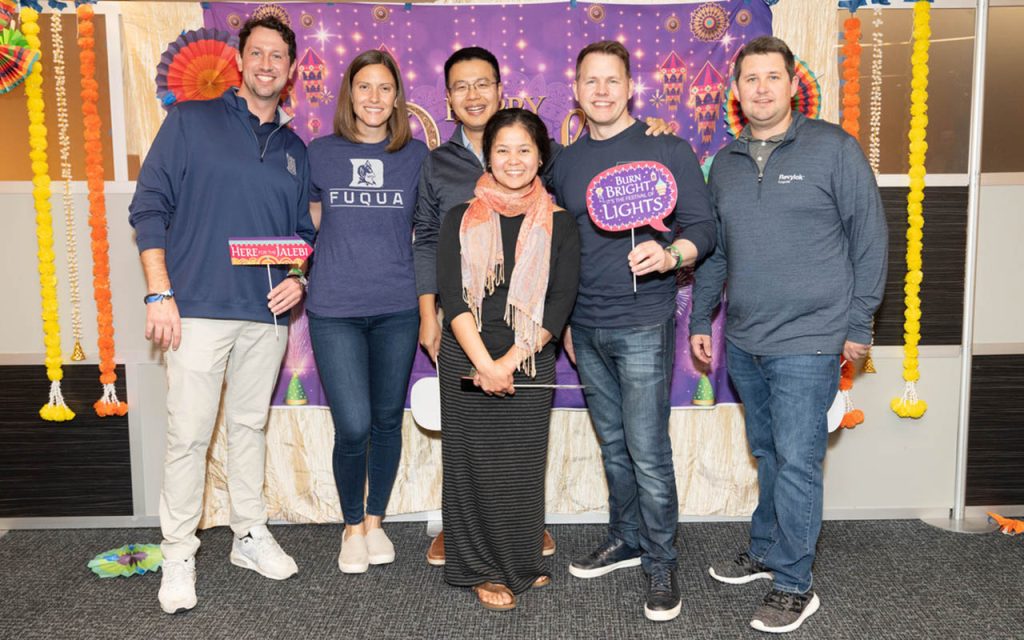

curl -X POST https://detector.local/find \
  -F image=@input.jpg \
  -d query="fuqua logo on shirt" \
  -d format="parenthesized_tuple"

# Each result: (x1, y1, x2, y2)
(777, 173, 804, 185)
(286, 153, 297, 177)
(350, 159, 384, 187)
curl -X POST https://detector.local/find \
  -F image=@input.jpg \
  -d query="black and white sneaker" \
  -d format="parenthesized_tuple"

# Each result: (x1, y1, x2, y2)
(643, 566, 681, 622)
(568, 538, 642, 579)
(709, 551, 774, 585)
(750, 588, 820, 634)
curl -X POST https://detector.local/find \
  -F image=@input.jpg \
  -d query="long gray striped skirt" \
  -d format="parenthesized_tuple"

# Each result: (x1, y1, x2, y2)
(439, 329, 554, 594)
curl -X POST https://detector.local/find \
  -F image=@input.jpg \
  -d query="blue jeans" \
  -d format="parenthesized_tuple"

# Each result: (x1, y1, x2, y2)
(308, 307, 419, 525)
(725, 341, 840, 594)
(571, 318, 678, 572)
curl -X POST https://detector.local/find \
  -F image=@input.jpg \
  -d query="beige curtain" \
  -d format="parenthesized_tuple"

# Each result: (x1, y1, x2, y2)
(119, 2, 204, 165)
(199, 405, 759, 527)
(773, 0, 839, 124)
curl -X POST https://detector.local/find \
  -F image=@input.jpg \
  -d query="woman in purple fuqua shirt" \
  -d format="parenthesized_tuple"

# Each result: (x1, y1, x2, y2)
(305, 50, 428, 575)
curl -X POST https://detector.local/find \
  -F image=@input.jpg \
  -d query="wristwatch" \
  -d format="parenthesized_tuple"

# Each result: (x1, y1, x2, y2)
(144, 288, 174, 304)
(287, 267, 308, 288)
(665, 245, 684, 270)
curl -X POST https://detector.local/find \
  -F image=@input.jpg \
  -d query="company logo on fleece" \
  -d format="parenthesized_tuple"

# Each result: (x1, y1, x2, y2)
(350, 159, 383, 187)
(286, 153, 297, 177)
(777, 173, 804, 185)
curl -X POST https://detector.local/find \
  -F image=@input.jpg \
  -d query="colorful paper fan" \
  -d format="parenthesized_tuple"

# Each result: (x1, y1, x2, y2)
(88, 544, 163, 578)
(155, 28, 240, 109)
(0, 29, 38, 95)
(0, 0, 16, 31)
(722, 56, 821, 138)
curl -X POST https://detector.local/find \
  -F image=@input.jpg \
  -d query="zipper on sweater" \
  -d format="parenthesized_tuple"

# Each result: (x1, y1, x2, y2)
(248, 122, 285, 163)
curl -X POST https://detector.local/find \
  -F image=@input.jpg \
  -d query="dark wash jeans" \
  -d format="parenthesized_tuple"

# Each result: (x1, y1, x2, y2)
(308, 307, 419, 525)
(571, 317, 679, 573)
(725, 341, 840, 594)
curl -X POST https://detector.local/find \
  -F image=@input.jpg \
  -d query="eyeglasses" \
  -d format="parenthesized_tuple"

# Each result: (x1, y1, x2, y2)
(448, 79, 498, 98)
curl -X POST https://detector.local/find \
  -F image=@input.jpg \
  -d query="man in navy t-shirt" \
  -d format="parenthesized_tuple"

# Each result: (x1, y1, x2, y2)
(549, 41, 716, 623)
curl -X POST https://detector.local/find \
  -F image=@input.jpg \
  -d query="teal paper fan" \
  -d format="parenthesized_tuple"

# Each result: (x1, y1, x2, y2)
(88, 544, 163, 578)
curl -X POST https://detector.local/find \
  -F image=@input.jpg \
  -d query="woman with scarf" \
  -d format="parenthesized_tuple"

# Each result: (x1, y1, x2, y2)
(435, 108, 580, 611)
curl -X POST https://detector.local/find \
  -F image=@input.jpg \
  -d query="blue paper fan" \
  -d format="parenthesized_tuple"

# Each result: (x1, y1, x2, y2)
(88, 543, 163, 578)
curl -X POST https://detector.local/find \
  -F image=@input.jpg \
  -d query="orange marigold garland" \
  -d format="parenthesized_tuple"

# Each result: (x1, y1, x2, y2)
(841, 14, 862, 138)
(77, 3, 126, 416)
(837, 360, 864, 429)
(838, 10, 866, 427)
(23, 6, 74, 421)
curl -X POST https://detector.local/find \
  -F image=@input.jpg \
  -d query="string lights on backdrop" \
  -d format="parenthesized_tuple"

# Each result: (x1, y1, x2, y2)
(50, 8, 86, 362)
(77, 1, 126, 416)
(891, 0, 930, 419)
(22, 5, 74, 421)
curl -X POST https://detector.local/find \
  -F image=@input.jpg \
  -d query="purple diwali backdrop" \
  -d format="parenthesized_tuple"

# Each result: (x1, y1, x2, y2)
(202, 1, 769, 408)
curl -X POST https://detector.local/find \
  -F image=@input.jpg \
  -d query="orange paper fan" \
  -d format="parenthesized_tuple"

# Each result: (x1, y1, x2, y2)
(155, 28, 240, 108)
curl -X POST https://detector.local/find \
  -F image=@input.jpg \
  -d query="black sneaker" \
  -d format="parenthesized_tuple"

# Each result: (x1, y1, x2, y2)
(568, 538, 642, 579)
(750, 588, 820, 634)
(709, 552, 774, 585)
(643, 565, 681, 622)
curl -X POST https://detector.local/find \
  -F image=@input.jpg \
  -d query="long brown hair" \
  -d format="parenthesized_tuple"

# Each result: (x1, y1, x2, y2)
(333, 50, 411, 152)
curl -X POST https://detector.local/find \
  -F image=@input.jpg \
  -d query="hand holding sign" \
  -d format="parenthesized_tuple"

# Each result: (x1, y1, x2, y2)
(586, 162, 678, 291)
(229, 236, 314, 337)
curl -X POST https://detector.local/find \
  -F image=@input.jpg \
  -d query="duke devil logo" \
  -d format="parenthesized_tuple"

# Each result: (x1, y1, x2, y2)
(350, 159, 384, 187)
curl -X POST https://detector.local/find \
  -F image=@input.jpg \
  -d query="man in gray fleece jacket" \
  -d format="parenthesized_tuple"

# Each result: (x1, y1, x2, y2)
(688, 37, 887, 634)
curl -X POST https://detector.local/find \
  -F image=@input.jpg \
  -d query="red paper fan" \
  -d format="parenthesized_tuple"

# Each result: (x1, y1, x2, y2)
(155, 28, 240, 109)
(722, 56, 821, 138)
(0, 0, 17, 31)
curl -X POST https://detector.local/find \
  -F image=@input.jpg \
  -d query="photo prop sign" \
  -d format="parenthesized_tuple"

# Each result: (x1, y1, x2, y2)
(228, 236, 313, 265)
(586, 162, 677, 233)
(229, 236, 313, 334)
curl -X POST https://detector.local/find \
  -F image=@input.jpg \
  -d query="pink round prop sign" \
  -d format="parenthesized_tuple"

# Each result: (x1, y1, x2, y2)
(585, 161, 678, 233)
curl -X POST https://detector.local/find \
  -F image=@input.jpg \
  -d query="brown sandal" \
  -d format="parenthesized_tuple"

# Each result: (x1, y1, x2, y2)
(532, 575, 551, 589)
(472, 582, 516, 611)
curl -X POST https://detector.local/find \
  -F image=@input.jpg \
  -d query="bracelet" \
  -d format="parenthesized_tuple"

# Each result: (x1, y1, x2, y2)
(665, 245, 684, 270)
(144, 288, 174, 305)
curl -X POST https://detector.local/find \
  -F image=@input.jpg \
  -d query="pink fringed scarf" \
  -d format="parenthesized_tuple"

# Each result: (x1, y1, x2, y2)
(460, 173, 554, 377)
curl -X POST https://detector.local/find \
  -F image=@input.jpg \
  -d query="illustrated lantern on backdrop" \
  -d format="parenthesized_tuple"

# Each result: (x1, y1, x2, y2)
(688, 61, 725, 144)
(298, 47, 325, 105)
(658, 51, 687, 112)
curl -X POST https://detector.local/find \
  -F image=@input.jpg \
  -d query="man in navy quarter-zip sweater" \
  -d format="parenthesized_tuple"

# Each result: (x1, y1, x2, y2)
(129, 16, 315, 616)
(689, 36, 887, 635)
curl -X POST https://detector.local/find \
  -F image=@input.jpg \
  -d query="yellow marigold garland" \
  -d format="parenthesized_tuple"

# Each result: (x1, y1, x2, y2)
(891, 0, 930, 419)
(51, 10, 86, 362)
(77, 3, 126, 417)
(23, 7, 74, 422)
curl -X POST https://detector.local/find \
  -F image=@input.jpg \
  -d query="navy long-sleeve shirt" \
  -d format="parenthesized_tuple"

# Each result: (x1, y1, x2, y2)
(129, 90, 316, 325)
(549, 120, 716, 328)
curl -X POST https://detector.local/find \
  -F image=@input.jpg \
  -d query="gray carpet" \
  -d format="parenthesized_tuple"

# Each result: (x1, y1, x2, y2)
(0, 521, 1021, 639)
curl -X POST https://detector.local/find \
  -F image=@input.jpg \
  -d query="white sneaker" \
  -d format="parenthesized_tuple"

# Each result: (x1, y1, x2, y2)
(366, 528, 395, 565)
(338, 532, 369, 573)
(159, 557, 197, 614)
(230, 524, 298, 580)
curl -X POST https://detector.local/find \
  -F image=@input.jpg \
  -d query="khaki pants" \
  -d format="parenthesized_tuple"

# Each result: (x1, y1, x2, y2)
(159, 318, 288, 561)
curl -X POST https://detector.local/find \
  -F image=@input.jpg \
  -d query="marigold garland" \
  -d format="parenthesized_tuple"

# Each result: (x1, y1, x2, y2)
(841, 14, 862, 138)
(838, 360, 864, 429)
(891, 0, 930, 419)
(77, 3, 126, 416)
(50, 10, 85, 362)
(22, 7, 74, 421)
(867, 7, 884, 176)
